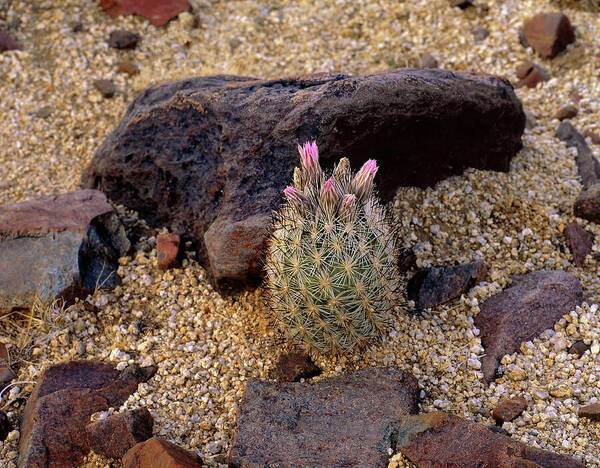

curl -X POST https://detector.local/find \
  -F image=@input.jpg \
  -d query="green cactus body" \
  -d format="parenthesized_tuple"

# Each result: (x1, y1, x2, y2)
(264, 142, 400, 352)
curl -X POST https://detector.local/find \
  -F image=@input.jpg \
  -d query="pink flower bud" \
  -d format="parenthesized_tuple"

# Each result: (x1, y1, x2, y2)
(298, 141, 320, 177)
(320, 177, 338, 207)
(339, 193, 357, 220)
(284, 186, 304, 207)
(351, 159, 378, 196)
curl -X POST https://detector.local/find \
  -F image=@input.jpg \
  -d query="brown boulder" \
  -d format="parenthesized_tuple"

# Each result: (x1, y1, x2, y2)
(228, 366, 419, 467)
(123, 437, 202, 467)
(474, 270, 583, 383)
(0, 31, 19, 52)
(100, 0, 191, 27)
(18, 361, 156, 468)
(578, 403, 600, 421)
(82, 70, 525, 288)
(523, 12, 576, 58)
(407, 261, 487, 309)
(0, 190, 130, 313)
(563, 222, 594, 266)
(492, 397, 528, 424)
(382, 412, 585, 467)
(86, 408, 154, 458)
(270, 352, 321, 383)
(157, 233, 180, 270)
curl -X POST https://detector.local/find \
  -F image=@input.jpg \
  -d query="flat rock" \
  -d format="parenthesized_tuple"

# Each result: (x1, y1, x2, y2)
(100, 0, 191, 27)
(123, 437, 202, 467)
(407, 261, 487, 309)
(228, 366, 419, 468)
(557, 121, 600, 188)
(578, 403, 600, 421)
(157, 233, 180, 270)
(474, 270, 583, 383)
(492, 397, 528, 424)
(86, 408, 154, 458)
(82, 70, 525, 288)
(0, 190, 130, 313)
(270, 352, 322, 383)
(523, 12, 575, 58)
(0, 31, 20, 52)
(107, 29, 139, 49)
(563, 222, 594, 266)
(381, 412, 585, 467)
(18, 361, 156, 468)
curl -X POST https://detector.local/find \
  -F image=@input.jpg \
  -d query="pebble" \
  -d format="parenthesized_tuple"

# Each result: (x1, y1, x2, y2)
(107, 29, 139, 49)
(93, 79, 116, 98)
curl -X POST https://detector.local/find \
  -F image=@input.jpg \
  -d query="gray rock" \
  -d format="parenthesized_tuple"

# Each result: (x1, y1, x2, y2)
(557, 121, 600, 188)
(474, 270, 584, 383)
(0, 190, 129, 313)
(228, 366, 419, 468)
(407, 261, 487, 309)
(82, 70, 525, 289)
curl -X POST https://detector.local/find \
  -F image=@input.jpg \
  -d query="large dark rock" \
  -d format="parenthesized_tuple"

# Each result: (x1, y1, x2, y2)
(407, 261, 487, 309)
(0, 190, 130, 313)
(381, 412, 585, 467)
(82, 70, 525, 288)
(228, 366, 419, 467)
(474, 270, 583, 383)
(18, 361, 156, 468)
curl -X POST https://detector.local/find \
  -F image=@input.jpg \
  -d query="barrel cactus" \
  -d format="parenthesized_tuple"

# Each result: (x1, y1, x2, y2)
(264, 141, 401, 352)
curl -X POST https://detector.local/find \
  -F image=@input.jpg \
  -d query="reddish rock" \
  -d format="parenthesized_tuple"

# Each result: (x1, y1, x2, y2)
(0, 410, 11, 442)
(157, 233, 180, 270)
(94, 79, 116, 98)
(557, 121, 600, 188)
(474, 270, 583, 383)
(578, 403, 600, 421)
(18, 361, 156, 468)
(383, 412, 585, 467)
(118, 60, 139, 75)
(0, 190, 130, 313)
(0, 343, 16, 386)
(568, 340, 590, 357)
(554, 104, 578, 121)
(407, 261, 487, 309)
(563, 222, 594, 266)
(123, 437, 201, 467)
(523, 12, 576, 58)
(107, 29, 139, 49)
(492, 397, 528, 424)
(87, 408, 154, 458)
(82, 70, 525, 289)
(0, 31, 19, 52)
(271, 352, 321, 383)
(228, 367, 419, 467)
(575, 183, 600, 223)
(584, 130, 600, 145)
(515, 61, 550, 88)
(100, 0, 191, 27)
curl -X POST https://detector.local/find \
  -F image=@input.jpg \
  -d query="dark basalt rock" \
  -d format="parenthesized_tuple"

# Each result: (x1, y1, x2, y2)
(83, 70, 525, 288)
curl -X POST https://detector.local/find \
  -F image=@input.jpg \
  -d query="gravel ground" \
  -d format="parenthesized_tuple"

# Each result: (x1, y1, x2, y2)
(1, 0, 600, 467)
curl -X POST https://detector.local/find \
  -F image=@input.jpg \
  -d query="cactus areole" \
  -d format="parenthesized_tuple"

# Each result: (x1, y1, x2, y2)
(264, 142, 401, 352)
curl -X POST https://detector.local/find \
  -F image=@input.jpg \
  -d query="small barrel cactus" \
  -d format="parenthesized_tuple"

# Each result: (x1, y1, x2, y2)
(264, 141, 401, 352)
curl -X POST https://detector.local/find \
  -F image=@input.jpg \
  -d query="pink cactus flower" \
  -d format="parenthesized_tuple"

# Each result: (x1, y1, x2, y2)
(284, 186, 304, 206)
(320, 177, 338, 207)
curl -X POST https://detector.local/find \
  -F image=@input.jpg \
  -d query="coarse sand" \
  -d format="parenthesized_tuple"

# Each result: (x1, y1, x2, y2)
(1, 0, 600, 467)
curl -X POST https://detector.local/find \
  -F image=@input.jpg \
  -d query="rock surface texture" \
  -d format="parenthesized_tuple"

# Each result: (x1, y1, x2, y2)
(382, 412, 586, 467)
(474, 270, 583, 383)
(122, 437, 202, 468)
(83, 70, 525, 287)
(228, 366, 419, 468)
(18, 361, 156, 468)
(407, 261, 487, 309)
(86, 408, 154, 458)
(0, 190, 129, 313)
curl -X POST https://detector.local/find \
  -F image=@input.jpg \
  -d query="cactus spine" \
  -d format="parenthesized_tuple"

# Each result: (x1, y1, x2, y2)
(264, 141, 400, 352)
